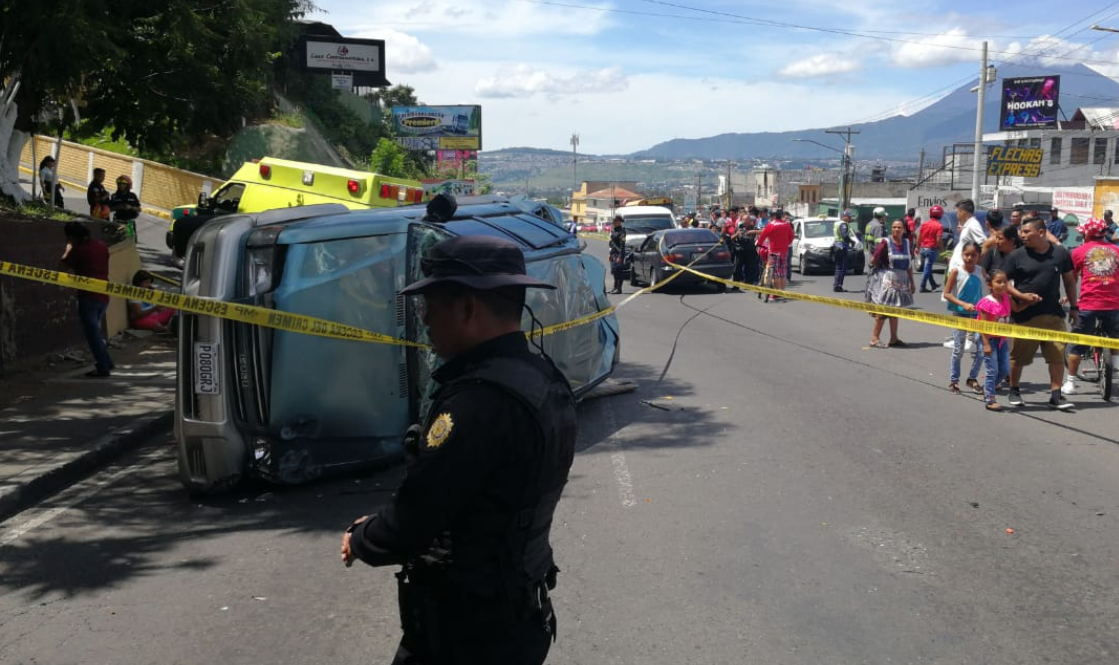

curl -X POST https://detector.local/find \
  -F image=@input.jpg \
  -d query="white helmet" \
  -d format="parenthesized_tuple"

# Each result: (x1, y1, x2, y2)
(873, 206, 887, 218)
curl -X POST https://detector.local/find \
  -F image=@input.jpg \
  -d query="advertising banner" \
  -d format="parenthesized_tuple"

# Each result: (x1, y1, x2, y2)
(906, 189, 969, 222)
(331, 74, 353, 90)
(1053, 187, 1094, 224)
(999, 76, 1060, 130)
(392, 106, 482, 151)
(422, 179, 476, 198)
(1094, 178, 1119, 219)
(436, 150, 477, 163)
(986, 145, 1043, 178)
(299, 37, 388, 87)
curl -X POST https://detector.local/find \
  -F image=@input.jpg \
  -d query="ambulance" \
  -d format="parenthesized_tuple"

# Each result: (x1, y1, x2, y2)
(166, 157, 426, 260)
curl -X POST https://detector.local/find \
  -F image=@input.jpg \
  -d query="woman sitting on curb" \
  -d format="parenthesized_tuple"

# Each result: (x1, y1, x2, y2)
(127, 270, 176, 333)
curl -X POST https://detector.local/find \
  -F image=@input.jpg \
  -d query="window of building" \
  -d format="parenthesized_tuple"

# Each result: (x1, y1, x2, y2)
(1071, 138, 1090, 165)
(1051, 137, 1062, 165)
(1029, 138, 1041, 149)
(1095, 138, 1109, 165)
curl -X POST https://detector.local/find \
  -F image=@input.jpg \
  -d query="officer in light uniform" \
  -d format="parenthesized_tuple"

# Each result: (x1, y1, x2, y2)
(341, 234, 577, 665)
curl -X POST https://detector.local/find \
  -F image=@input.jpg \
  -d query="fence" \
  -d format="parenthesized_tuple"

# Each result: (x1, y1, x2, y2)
(19, 136, 219, 216)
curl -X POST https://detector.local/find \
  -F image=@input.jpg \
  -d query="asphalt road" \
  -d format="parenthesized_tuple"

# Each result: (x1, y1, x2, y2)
(3, 236, 1119, 664)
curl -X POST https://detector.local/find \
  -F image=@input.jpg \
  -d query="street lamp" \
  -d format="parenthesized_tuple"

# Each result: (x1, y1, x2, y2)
(792, 138, 853, 213)
(1091, 25, 1119, 33)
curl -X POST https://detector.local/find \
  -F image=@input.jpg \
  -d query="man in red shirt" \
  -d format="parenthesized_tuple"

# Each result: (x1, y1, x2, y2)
(60, 222, 114, 377)
(917, 205, 945, 292)
(756, 211, 794, 301)
(1064, 218, 1119, 395)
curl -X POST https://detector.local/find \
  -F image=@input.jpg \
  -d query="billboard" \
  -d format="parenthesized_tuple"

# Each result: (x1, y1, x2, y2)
(299, 37, 388, 87)
(391, 105, 482, 151)
(1053, 187, 1094, 224)
(422, 179, 476, 198)
(999, 75, 1060, 130)
(986, 145, 1043, 178)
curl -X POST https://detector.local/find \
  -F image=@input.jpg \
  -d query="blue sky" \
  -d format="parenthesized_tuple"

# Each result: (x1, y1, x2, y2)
(309, 0, 1119, 154)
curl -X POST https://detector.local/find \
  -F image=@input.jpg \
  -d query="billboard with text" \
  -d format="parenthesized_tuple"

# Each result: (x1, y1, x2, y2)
(391, 106, 482, 151)
(999, 75, 1060, 130)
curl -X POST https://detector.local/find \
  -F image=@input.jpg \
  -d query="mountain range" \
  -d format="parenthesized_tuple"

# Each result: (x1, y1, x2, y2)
(629, 63, 1119, 162)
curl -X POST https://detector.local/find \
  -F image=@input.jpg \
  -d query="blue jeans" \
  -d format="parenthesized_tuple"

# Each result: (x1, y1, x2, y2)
(78, 298, 113, 373)
(1069, 309, 1119, 356)
(920, 248, 939, 290)
(983, 337, 1010, 402)
(949, 313, 983, 384)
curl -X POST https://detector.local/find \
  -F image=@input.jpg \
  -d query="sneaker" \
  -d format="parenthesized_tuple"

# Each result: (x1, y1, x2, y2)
(942, 340, 955, 348)
(1008, 387, 1024, 406)
(1061, 376, 1077, 396)
(964, 339, 974, 352)
(1049, 395, 1075, 411)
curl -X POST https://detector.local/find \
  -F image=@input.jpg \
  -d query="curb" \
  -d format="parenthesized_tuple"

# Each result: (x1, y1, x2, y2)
(0, 409, 174, 523)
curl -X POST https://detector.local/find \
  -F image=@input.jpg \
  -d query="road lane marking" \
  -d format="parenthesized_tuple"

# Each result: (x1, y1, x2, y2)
(0, 447, 165, 547)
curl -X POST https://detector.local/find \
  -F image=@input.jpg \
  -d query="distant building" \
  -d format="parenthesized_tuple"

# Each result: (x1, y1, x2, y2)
(571, 180, 639, 223)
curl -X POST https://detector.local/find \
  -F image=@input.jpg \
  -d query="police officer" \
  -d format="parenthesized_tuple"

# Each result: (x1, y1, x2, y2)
(608, 215, 627, 294)
(832, 210, 857, 292)
(341, 235, 577, 665)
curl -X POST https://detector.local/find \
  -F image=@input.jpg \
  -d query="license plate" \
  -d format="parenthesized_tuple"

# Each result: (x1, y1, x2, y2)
(194, 342, 221, 396)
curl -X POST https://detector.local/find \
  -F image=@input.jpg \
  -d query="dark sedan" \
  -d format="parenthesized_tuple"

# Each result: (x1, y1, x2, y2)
(629, 228, 733, 292)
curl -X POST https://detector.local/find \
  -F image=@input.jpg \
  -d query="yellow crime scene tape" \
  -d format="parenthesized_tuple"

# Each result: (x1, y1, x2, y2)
(661, 254, 1119, 350)
(0, 261, 428, 349)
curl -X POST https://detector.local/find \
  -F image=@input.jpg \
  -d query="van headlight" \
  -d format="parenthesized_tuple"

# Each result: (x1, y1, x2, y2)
(245, 226, 285, 297)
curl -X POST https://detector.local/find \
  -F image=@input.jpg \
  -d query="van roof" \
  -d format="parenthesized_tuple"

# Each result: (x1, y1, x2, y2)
(616, 206, 676, 216)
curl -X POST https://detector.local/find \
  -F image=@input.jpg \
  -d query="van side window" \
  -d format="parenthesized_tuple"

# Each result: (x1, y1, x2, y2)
(213, 183, 246, 212)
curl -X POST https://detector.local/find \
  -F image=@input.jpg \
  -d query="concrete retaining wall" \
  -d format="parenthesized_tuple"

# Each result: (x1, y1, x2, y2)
(0, 218, 140, 374)
(20, 136, 219, 215)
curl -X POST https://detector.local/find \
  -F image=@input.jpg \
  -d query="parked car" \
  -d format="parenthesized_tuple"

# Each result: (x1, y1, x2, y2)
(792, 217, 865, 275)
(628, 228, 733, 291)
(175, 196, 620, 493)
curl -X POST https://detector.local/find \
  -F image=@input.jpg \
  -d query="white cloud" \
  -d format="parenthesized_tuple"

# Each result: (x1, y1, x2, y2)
(778, 54, 860, 78)
(396, 59, 913, 153)
(892, 29, 978, 69)
(331, 0, 610, 39)
(350, 28, 438, 74)
(475, 65, 628, 99)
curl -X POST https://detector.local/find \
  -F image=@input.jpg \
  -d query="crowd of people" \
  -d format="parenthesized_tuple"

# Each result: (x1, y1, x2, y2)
(616, 198, 1119, 413)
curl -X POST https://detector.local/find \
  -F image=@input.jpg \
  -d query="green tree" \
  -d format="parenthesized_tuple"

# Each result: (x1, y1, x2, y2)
(369, 138, 409, 178)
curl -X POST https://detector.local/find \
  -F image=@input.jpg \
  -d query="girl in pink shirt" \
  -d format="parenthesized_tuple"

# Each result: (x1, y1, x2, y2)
(975, 269, 1020, 411)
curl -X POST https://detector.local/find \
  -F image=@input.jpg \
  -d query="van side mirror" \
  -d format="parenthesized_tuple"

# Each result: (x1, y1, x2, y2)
(198, 192, 209, 208)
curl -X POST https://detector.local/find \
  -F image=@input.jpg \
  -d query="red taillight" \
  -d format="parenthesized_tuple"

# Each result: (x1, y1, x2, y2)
(380, 184, 390, 198)
(411, 188, 423, 203)
(347, 179, 361, 195)
(391, 185, 401, 201)
(714, 251, 730, 261)
(668, 253, 686, 262)
(259, 164, 271, 179)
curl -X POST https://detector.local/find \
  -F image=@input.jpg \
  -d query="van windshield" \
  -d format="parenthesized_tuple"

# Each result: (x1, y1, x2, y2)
(623, 214, 674, 233)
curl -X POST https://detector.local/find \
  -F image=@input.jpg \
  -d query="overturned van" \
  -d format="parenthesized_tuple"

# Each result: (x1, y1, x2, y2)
(175, 196, 620, 493)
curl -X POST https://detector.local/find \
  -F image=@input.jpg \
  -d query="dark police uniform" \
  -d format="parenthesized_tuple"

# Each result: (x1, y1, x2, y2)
(110, 188, 142, 237)
(608, 222, 627, 293)
(348, 235, 578, 665)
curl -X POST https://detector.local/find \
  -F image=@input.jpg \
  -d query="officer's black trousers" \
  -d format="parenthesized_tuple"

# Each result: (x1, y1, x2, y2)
(390, 599, 553, 665)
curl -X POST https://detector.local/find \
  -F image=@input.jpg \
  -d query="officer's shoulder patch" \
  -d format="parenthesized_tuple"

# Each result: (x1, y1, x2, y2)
(426, 412, 455, 449)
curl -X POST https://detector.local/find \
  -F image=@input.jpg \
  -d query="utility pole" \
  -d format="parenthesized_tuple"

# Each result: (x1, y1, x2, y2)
(826, 126, 859, 213)
(570, 133, 579, 197)
(917, 148, 925, 184)
(696, 172, 702, 209)
(725, 162, 734, 208)
(972, 41, 988, 202)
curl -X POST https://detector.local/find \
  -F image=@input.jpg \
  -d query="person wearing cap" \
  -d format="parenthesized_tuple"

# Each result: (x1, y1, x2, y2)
(864, 208, 887, 260)
(608, 215, 627, 294)
(341, 235, 577, 665)
(832, 210, 858, 292)
(917, 205, 945, 292)
(1063, 218, 1119, 396)
(1046, 206, 1068, 243)
(109, 175, 142, 237)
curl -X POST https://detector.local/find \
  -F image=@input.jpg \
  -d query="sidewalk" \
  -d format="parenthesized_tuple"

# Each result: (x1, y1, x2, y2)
(0, 332, 177, 521)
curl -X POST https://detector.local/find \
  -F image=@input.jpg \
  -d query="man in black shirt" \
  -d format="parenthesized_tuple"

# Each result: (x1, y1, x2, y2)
(86, 168, 110, 218)
(341, 235, 577, 665)
(1003, 217, 1078, 409)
